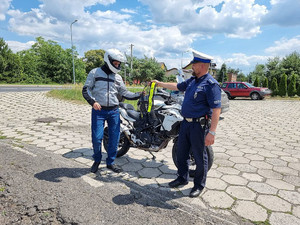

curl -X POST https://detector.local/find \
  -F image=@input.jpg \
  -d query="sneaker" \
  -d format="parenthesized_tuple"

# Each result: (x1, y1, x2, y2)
(107, 164, 123, 173)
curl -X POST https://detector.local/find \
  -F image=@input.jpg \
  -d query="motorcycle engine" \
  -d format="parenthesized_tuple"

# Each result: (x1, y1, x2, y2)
(132, 129, 163, 147)
(133, 111, 165, 148)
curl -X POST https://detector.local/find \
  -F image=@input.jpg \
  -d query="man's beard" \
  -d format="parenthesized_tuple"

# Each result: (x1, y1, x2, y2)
(192, 71, 196, 76)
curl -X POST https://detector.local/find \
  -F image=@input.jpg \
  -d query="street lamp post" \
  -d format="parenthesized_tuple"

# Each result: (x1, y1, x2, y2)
(70, 19, 78, 84)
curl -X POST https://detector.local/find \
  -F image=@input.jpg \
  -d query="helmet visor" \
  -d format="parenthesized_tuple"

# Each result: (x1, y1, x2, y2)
(108, 55, 122, 70)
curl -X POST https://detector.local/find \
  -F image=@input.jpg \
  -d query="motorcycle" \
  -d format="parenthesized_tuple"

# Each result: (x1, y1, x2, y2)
(103, 83, 214, 174)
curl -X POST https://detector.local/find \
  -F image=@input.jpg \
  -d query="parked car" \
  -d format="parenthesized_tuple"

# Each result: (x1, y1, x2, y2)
(221, 82, 272, 100)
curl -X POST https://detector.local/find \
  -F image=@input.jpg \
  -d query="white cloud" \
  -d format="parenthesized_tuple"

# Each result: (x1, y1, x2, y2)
(0, 0, 12, 20)
(6, 40, 35, 52)
(6, 1, 193, 63)
(39, 0, 116, 21)
(263, 0, 300, 26)
(140, 0, 267, 38)
(265, 36, 300, 57)
(223, 53, 269, 67)
(121, 8, 137, 14)
(92, 10, 131, 20)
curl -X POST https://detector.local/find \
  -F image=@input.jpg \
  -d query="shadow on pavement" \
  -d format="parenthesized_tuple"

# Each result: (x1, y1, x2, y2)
(34, 166, 180, 210)
(34, 167, 90, 182)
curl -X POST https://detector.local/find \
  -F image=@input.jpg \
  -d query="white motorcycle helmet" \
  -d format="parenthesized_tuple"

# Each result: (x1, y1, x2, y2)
(104, 48, 126, 73)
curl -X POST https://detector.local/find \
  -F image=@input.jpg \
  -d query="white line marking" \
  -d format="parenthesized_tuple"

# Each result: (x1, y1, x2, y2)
(81, 175, 104, 187)
(13, 147, 37, 157)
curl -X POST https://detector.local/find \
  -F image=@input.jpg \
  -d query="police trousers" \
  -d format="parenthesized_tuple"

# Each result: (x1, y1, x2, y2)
(176, 120, 208, 189)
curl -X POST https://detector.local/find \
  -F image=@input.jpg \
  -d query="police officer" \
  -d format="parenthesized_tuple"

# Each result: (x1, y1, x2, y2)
(82, 48, 142, 174)
(152, 50, 221, 197)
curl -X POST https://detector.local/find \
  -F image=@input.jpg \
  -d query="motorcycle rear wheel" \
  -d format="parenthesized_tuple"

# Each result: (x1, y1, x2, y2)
(172, 138, 214, 177)
(103, 127, 131, 157)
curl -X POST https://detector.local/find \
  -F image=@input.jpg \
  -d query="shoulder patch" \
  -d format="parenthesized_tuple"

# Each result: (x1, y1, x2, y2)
(208, 79, 215, 84)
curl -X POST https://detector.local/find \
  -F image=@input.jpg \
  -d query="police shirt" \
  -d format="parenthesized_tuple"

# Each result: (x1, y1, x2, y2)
(177, 73, 221, 118)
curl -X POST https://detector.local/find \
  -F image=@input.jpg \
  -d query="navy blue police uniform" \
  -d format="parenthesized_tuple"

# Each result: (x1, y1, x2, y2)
(176, 73, 221, 190)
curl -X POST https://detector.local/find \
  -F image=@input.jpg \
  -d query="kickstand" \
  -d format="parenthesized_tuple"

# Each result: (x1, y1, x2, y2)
(149, 152, 156, 160)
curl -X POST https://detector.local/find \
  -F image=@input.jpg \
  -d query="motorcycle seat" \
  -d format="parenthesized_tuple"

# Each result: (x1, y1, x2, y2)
(119, 102, 140, 120)
(119, 102, 135, 110)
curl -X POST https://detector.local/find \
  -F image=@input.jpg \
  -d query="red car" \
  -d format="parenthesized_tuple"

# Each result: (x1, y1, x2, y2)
(221, 82, 272, 100)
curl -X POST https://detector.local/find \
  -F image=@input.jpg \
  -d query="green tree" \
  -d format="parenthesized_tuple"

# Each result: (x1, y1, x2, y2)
(166, 74, 176, 82)
(280, 52, 300, 78)
(139, 56, 165, 82)
(253, 76, 260, 87)
(227, 67, 239, 75)
(265, 57, 281, 82)
(278, 73, 287, 97)
(217, 63, 227, 82)
(270, 77, 279, 96)
(287, 72, 297, 97)
(0, 38, 22, 83)
(21, 36, 86, 84)
(250, 64, 266, 83)
(18, 49, 41, 83)
(262, 77, 268, 88)
(84, 49, 105, 73)
(237, 72, 246, 82)
(297, 83, 300, 96)
(124, 56, 164, 84)
(31, 37, 72, 83)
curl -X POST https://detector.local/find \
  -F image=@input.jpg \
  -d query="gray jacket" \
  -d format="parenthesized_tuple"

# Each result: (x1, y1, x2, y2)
(82, 66, 140, 108)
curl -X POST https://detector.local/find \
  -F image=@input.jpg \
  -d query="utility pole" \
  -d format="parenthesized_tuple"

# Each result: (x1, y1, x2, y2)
(130, 44, 134, 76)
(70, 19, 78, 84)
(124, 52, 127, 85)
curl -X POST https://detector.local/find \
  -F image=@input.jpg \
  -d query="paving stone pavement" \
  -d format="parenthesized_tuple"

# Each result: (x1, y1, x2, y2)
(0, 91, 299, 224)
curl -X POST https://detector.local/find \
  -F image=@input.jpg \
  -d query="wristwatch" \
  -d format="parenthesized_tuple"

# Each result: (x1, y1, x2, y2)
(209, 130, 216, 136)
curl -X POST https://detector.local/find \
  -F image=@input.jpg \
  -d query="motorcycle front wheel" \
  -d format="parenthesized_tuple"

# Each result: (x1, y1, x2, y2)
(103, 127, 131, 157)
(172, 138, 214, 176)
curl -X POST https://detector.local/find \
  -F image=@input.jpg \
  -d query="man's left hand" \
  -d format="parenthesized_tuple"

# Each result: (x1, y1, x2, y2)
(205, 133, 215, 146)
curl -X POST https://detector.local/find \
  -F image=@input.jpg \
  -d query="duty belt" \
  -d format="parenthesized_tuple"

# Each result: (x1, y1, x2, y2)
(184, 116, 207, 125)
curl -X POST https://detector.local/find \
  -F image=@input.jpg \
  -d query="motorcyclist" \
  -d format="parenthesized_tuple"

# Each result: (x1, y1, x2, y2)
(82, 48, 142, 173)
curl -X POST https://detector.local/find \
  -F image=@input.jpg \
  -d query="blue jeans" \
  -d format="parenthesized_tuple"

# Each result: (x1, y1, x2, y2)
(91, 108, 120, 165)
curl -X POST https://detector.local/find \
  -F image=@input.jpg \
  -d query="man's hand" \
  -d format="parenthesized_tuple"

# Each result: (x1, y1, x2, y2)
(93, 102, 101, 110)
(151, 80, 161, 87)
(205, 133, 215, 146)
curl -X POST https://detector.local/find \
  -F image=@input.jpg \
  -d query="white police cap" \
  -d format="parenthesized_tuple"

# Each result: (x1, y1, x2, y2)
(190, 49, 213, 64)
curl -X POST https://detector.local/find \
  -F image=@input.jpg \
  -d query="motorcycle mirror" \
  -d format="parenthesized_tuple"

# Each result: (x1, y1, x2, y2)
(176, 69, 185, 83)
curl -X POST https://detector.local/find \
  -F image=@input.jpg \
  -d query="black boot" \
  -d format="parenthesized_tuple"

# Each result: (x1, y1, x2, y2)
(91, 161, 100, 173)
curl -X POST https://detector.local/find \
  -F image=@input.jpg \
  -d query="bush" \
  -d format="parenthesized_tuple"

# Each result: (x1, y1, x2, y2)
(270, 77, 279, 96)
(297, 84, 300, 96)
(278, 73, 287, 97)
(287, 73, 297, 97)
(262, 77, 268, 88)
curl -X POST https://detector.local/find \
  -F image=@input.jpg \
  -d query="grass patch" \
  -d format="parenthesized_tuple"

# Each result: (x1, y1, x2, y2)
(47, 84, 144, 109)
(47, 85, 86, 104)
(252, 220, 270, 225)
(12, 143, 24, 148)
(0, 187, 5, 192)
(0, 136, 6, 139)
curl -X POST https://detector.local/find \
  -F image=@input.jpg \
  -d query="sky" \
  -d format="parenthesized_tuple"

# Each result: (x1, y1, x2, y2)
(1, 0, 300, 75)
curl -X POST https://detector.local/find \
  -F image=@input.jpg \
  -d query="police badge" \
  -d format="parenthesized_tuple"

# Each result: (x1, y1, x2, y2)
(194, 92, 197, 99)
